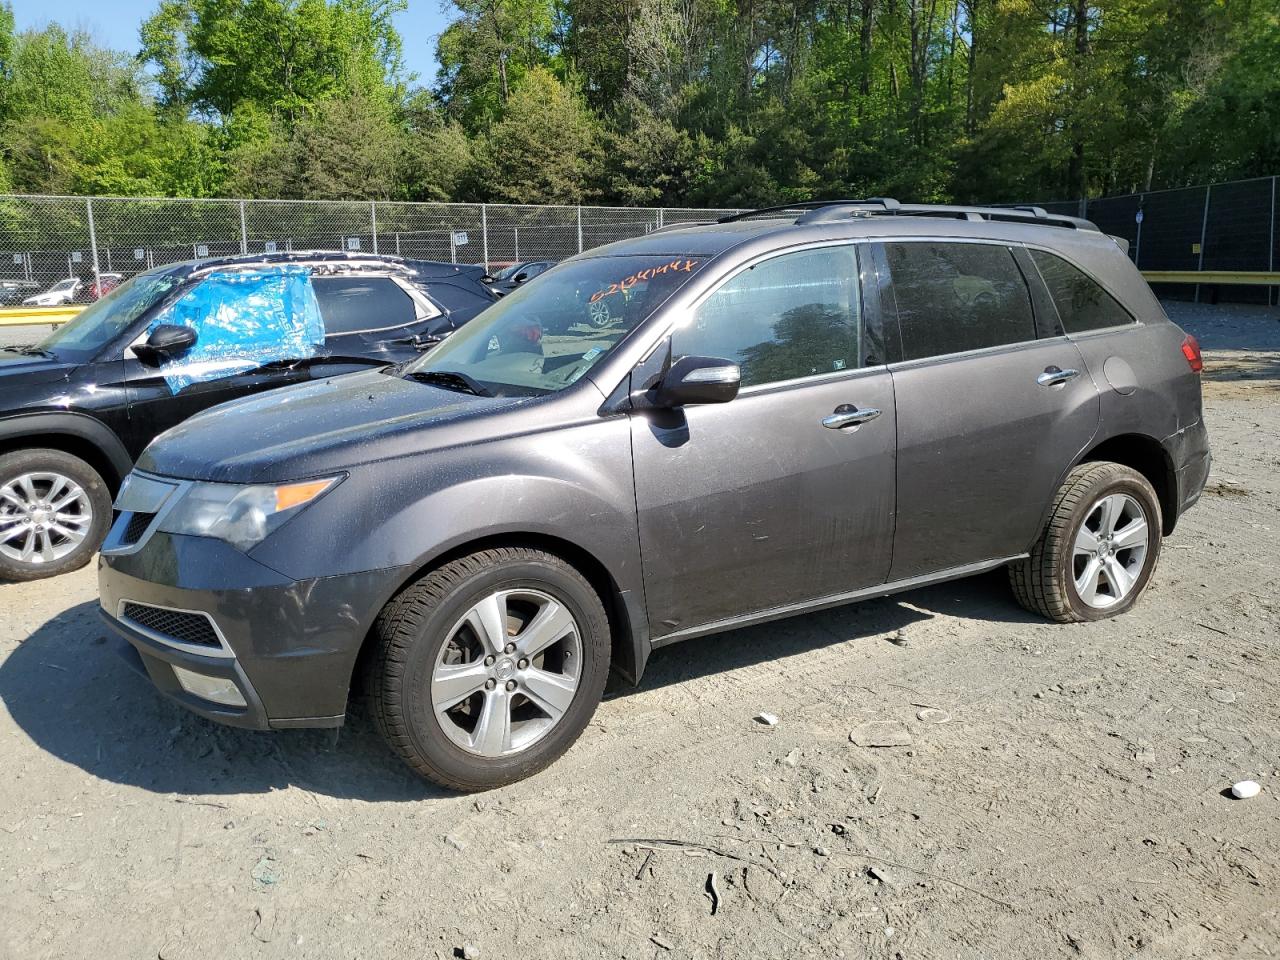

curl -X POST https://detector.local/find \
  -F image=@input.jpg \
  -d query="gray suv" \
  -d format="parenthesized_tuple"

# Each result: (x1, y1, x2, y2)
(98, 200, 1211, 790)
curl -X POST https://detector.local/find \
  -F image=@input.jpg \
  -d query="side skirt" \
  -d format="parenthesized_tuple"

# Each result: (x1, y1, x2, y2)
(649, 554, 1027, 649)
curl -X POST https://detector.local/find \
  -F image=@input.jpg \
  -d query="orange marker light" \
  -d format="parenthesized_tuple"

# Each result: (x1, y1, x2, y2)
(274, 478, 335, 512)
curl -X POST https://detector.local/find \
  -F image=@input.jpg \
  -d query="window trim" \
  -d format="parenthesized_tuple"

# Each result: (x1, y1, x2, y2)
(1020, 243, 1140, 337)
(875, 237, 1044, 365)
(669, 239, 873, 393)
(313, 274, 443, 339)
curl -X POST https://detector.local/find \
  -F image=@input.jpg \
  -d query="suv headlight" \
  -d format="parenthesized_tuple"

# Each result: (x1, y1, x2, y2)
(157, 476, 341, 552)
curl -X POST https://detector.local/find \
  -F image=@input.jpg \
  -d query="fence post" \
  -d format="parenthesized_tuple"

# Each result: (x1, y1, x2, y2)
(239, 200, 248, 254)
(1134, 195, 1144, 268)
(577, 205, 583, 254)
(481, 204, 489, 270)
(370, 201, 379, 255)
(1195, 185, 1210, 303)
(1270, 176, 1277, 306)
(85, 198, 101, 290)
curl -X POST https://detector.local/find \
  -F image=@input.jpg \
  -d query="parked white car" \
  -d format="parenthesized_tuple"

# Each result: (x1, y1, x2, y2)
(22, 278, 83, 306)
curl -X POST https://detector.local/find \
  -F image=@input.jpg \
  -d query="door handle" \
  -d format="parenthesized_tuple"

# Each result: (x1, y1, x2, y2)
(822, 405, 882, 429)
(1036, 366, 1081, 387)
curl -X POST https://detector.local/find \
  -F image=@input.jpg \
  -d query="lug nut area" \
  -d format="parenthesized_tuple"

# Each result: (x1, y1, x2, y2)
(484, 678, 497, 690)
(484, 655, 495, 666)
(517, 658, 529, 669)
(504, 642, 516, 654)
(504, 679, 517, 691)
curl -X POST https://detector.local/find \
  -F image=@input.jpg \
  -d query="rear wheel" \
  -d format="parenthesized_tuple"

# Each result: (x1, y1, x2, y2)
(367, 547, 611, 790)
(0, 449, 111, 582)
(1010, 461, 1162, 622)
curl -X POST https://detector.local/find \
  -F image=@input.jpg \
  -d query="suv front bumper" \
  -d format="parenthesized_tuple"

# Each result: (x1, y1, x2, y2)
(99, 532, 404, 730)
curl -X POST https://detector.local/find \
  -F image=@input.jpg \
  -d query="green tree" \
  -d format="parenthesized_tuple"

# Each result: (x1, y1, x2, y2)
(476, 67, 602, 203)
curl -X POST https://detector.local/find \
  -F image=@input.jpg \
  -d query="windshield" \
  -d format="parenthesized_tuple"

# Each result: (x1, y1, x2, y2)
(50, 279, 77, 292)
(39, 269, 185, 361)
(402, 254, 705, 396)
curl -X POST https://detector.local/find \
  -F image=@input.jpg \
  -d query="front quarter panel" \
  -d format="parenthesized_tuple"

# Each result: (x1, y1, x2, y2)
(248, 414, 643, 604)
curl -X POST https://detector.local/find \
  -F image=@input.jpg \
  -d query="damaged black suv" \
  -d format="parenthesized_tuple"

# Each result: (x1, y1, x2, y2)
(0, 252, 496, 581)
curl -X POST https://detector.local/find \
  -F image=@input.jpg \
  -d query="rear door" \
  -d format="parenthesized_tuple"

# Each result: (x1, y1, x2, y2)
(878, 239, 1100, 580)
(630, 242, 899, 639)
(311, 274, 452, 368)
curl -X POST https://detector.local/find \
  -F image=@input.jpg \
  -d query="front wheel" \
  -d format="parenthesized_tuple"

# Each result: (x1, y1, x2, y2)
(367, 547, 611, 790)
(1010, 461, 1162, 623)
(0, 449, 112, 582)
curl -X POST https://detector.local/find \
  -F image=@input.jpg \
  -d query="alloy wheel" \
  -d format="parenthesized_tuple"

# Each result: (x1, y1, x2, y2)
(1072, 492, 1149, 609)
(431, 588, 583, 757)
(0, 472, 94, 565)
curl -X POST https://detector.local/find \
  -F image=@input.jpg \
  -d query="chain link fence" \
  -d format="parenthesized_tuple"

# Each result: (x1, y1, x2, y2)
(0, 196, 741, 303)
(1022, 175, 1279, 304)
(3, 183, 1276, 305)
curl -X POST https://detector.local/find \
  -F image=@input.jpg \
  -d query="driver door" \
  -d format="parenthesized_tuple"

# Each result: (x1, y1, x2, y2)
(629, 243, 898, 640)
(124, 269, 323, 453)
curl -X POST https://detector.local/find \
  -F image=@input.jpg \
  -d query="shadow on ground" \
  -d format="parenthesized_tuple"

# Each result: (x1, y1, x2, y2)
(0, 570, 1034, 800)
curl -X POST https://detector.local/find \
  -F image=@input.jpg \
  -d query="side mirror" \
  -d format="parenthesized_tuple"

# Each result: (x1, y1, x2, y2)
(134, 324, 198, 365)
(652, 355, 741, 407)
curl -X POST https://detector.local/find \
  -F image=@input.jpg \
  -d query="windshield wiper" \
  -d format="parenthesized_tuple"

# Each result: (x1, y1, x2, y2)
(9, 344, 57, 358)
(403, 369, 492, 397)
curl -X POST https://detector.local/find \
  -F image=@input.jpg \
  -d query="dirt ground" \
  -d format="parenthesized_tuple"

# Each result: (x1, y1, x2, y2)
(1, 301, 1278, 960)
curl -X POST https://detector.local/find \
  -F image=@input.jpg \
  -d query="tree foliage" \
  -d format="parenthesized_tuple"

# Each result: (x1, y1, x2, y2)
(0, 0, 1277, 203)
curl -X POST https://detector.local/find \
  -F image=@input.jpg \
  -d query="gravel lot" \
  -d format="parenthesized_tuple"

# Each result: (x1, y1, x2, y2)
(1, 301, 1278, 960)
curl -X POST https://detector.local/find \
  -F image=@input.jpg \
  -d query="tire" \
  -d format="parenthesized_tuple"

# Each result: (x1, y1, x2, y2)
(1009, 461, 1162, 623)
(367, 547, 611, 791)
(0, 448, 112, 582)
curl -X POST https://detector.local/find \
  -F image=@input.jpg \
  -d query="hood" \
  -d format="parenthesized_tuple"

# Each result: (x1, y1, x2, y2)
(0, 349, 76, 385)
(137, 368, 537, 484)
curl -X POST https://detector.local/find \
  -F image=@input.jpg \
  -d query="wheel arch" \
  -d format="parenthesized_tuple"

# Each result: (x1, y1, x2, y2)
(349, 530, 649, 708)
(1049, 432, 1177, 538)
(0, 413, 133, 494)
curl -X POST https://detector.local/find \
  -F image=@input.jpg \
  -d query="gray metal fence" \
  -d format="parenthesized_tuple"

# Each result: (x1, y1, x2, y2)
(0, 196, 740, 296)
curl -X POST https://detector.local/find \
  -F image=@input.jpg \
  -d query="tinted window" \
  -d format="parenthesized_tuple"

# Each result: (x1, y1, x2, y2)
(677, 246, 861, 388)
(39, 269, 185, 361)
(885, 242, 1036, 360)
(1030, 249, 1133, 332)
(313, 276, 420, 335)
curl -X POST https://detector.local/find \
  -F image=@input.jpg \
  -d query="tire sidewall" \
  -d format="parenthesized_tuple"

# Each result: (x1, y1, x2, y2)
(1062, 470, 1162, 622)
(0, 449, 111, 582)
(395, 557, 610, 788)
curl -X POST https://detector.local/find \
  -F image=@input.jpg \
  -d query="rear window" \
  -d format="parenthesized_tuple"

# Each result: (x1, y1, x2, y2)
(313, 276, 424, 335)
(884, 242, 1037, 361)
(1029, 250, 1134, 332)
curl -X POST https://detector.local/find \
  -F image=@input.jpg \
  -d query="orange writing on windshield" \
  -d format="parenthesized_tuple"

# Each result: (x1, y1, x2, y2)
(589, 259, 701, 303)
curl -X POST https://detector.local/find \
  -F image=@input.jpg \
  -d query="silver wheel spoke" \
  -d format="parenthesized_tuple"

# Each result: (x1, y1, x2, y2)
(516, 600, 575, 659)
(0, 488, 25, 509)
(465, 592, 509, 656)
(0, 515, 28, 537)
(1074, 524, 1100, 554)
(16, 475, 37, 503)
(19, 528, 37, 561)
(521, 667, 577, 721)
(1111, 517, 1147, 551)
(1076, 556, 1104, 605)
(1103, 557, 1134, 597)
(1096, 495, 1119, 535)
(470, 690, 511, 755)
(44, 475, 68, 505)
(50, 489, 84, 513)
(37, 530, 56, 563)
(432, 660, 490, 711)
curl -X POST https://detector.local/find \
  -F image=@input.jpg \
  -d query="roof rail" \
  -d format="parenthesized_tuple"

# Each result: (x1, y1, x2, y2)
(720, 198, 1098, 232)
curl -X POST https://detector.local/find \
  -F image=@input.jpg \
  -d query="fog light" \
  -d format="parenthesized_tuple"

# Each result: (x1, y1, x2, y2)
(172, 665, 247, 707)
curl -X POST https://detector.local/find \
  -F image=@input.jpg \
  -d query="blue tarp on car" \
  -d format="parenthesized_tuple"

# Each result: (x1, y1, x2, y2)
(149, 266, 324, 392)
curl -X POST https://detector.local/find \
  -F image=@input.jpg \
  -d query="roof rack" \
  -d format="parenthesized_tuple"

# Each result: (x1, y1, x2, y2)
(720, 199, 1098, 232)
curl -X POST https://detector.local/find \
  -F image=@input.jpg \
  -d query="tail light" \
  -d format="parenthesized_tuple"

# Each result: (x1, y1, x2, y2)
(1180, 334, 1203, 373)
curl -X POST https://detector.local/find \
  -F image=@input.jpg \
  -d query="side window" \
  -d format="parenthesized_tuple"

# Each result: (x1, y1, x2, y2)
(313, 276, 425, 336)
(677, 246, 861, 388)
(1029, 249, 1134, 332)
(884, 242, 1036, 361)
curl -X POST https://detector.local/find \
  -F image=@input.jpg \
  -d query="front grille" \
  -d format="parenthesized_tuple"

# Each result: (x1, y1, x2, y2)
(122, 511, 156, 544)
(121, 602, 221, 649)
